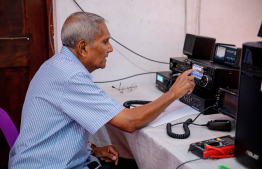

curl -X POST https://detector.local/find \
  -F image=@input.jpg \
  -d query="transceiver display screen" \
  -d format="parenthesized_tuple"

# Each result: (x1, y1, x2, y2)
(220, 90, 238, 119)
(220, 136, 235, 145)
(216, 46, 226, 58)
(191, 64, 204, 79)
(157, 74, 164, 83)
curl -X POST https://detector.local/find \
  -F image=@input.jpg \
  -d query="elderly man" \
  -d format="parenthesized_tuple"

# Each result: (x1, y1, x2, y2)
(9, 12, 195, 169)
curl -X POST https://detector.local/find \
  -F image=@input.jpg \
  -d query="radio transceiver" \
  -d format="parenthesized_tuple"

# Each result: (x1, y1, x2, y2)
(215, 88, 238, 119)
(170, 57, 239, 91)
(155, 71, 175, 93)
(169, 57, 191, 73)
(213, 44, 241, 68)
(156, 71, 217, 115)
(190, 59, 239, 90)
(179, 87, 217, 114)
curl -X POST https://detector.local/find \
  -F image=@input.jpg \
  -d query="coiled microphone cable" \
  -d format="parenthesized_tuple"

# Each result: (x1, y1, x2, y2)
(166, 105, 216, 139)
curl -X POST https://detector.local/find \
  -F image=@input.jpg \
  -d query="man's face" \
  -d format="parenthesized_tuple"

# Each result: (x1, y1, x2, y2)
(85, 22, 113, 72)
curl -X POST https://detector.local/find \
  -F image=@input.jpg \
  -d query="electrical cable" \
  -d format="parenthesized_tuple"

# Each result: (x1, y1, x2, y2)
(176, 158, 203, 169)
(72, 0, 169, 83)
(110, 37, 169, 64)
(49, 0, 55, 54)
(72, 0, 169, 65)
(166, 105, 216, 139)
(112, 44, 152, 72)
(123, 100, 151, 108)
(94, 72, 157, 83)
(205, 145, 234, 159)
(183, 0, 187, 57)
(190, 122, 207, 126)
(171, 105, 215, 126)
(198, 0, 201, 35)
(74, 0, 84, 12)
(184, 0, 187, 37)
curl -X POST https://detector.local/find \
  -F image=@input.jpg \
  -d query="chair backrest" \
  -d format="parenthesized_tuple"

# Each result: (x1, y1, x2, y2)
(0, 108, 19, 148)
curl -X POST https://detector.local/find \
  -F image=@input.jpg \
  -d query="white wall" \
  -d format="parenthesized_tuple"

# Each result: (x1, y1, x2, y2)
(53, 0, 262, 89)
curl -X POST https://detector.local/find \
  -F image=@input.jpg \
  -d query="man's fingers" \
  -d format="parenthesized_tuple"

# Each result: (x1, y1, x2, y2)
(93, 145, 120, 165)
(181, 69, 195, 77)
(187, 75, 195, 81)
(108, 146, 118, 156)
(102, 153, 116, 163)
(187, 88, 194, 95)
(108, 146, 119, 165)
(100, 157, 113, 163)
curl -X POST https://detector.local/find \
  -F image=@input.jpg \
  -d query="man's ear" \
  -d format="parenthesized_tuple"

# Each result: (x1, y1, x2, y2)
(77, 40, 88, 56)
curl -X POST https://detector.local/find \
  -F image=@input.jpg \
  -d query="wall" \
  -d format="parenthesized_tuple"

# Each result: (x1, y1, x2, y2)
(53, 0, 262, 89)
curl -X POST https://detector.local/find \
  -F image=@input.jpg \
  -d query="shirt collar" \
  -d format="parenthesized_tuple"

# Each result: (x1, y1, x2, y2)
(59, 46, 93, 79)
(60, 46, 83, 66)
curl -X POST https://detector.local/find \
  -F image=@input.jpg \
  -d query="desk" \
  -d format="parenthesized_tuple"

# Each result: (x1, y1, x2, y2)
(89, 84, 247, 169)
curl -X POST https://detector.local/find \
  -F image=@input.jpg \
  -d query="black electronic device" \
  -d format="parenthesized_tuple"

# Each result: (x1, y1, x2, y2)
(169, 57, 191, 73)
(123, 100, 151, 108)
(258, 22, 262, 37)
(156, 71, 217, 115)
(156, 70, 217, 115)
(234, 41, 262, 169)
(170, 57, 240, 91)
(213, 44, 242, 68)
(206, 120, 231, 131)
(179, 87, 217, 115)
(155, 71, 175, 93)
(183, 33, 216, 60)
(215, 88, 238, 119)
(189, 59, 240, 90)
(189, 135, 235, 159)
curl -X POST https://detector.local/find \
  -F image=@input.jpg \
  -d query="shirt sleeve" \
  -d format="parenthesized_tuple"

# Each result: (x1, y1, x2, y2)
(60, 72, 125, 134)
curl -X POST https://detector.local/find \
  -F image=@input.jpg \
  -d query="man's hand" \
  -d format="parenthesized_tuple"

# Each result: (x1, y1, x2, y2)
(169, 69, 195, 99)
(92, 145, 119, 165)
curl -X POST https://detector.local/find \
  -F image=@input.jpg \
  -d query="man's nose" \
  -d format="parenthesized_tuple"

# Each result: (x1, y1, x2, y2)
(108, 42, 113, 53)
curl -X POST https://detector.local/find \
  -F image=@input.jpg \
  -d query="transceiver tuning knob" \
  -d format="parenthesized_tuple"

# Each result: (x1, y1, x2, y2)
(201, 75, 212, 87)
(185, 60, 192, 67)
(203, 67, 208, 71)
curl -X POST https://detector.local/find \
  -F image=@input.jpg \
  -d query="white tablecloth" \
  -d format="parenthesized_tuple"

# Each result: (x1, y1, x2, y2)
(89, 84, 247, 169)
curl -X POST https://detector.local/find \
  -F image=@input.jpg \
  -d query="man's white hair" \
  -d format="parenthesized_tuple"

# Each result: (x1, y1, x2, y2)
(61, 12, 105, 48)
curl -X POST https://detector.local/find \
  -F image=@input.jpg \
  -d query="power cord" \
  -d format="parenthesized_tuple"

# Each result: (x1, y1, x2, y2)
(166, 105, 216, 139)
(110, 37, 169, 64)
(123, 100, 152, 108)
(176, 158, 203, 169)
(73, 0, 84, 11)
(72, 0, 169, 83)
(94, 72, 157, 83)
(72, 0, 169, 65)
(198, 0, 202, 35)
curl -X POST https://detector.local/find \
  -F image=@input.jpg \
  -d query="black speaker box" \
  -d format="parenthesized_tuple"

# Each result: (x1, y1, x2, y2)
(183, 34, 216, 60)
(235, 42, 262, 169)
(258, 22, 262, 37)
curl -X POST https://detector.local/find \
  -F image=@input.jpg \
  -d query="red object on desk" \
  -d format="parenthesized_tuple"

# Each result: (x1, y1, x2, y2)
(203, 145, 234, 159)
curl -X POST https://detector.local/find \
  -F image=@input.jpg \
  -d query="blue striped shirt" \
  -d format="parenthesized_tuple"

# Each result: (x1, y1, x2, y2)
(9, 46, 125, 169)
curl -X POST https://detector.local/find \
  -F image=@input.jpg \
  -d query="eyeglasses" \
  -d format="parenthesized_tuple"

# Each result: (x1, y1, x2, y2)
(112, 82, 137, 93)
